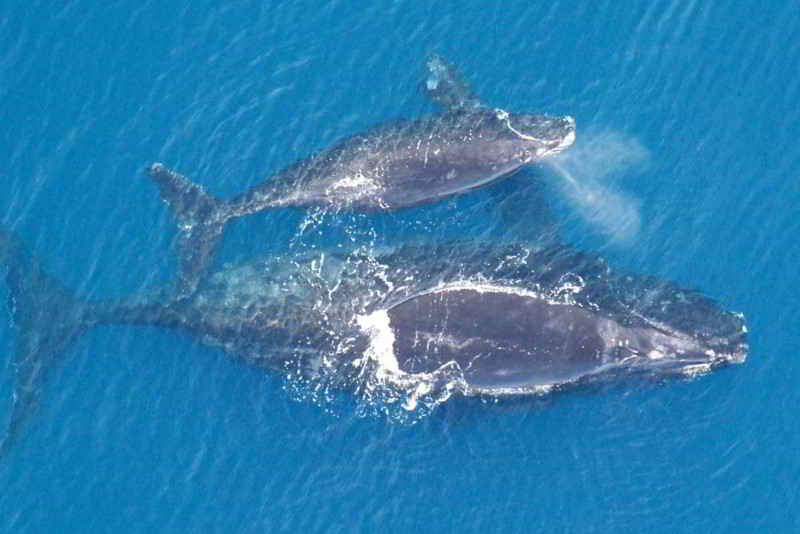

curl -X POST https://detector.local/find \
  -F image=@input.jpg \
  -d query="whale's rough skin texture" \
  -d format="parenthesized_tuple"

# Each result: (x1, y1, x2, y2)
(145, 54, 575, 296)
(227, 109, 576, 213)
(99, 241, 748, 396)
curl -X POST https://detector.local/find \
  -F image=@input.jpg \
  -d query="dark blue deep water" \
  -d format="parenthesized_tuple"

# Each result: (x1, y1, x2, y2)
(2, 1, 798, 532)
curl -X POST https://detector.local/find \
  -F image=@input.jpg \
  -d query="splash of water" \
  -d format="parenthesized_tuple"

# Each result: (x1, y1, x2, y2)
(545, 131, 649, 244)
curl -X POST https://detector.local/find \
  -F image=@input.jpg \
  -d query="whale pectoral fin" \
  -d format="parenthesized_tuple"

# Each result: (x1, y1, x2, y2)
(423, 54, 483, 111)
(146, 163, 227, 297)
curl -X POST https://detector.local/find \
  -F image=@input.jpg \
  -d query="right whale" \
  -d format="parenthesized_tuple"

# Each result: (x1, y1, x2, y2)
(0, 232, 747, 456)
(147, 55, 575, 295)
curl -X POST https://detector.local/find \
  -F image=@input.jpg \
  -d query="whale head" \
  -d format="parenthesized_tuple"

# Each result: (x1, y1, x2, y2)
(493, 108, 576, 160)
(619, 307, 748, 378)
(604, 275, 749, 378)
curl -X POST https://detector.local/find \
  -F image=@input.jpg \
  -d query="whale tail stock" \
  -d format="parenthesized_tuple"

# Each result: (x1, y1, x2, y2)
(0, 227, 96, 459)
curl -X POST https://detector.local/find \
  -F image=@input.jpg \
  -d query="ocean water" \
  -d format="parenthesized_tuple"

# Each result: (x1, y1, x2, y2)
(1, 0, 798, 532)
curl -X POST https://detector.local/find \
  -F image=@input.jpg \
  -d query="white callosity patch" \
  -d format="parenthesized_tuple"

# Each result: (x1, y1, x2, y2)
(558, 126, 576, 153)
(680, 363, 714, 377)
(493, 107, 575, 155)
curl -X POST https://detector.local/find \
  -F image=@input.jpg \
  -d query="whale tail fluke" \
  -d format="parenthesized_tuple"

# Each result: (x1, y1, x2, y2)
(0, 227, 93, 460)
(146, 163, 227, 297)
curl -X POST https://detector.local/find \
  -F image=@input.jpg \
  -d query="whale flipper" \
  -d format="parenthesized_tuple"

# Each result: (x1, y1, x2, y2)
(146, 163, 226, 297)
(0, 228, 92, 459)
(423, 55, 483, 111)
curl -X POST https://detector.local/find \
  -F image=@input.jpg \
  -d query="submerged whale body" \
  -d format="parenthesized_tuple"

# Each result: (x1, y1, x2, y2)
(146, 55, 576, 295)
(0, 231, 748, 455)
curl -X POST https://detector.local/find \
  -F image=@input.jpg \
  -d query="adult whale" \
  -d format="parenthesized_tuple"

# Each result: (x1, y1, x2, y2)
(146, 56, 576, 295)
(0, 231, 747, 456)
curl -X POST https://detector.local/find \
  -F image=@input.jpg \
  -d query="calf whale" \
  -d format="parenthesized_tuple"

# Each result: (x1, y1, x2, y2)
(0, 231, 747, 456)
(147, 55, 576, 295)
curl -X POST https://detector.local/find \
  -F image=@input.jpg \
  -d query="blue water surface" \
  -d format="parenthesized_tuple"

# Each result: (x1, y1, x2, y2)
(1, 0, 798, 532)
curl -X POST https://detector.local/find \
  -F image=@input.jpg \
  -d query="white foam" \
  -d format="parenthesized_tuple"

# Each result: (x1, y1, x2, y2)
(354, 304, 467, 411)
(355, 309, 400, 374)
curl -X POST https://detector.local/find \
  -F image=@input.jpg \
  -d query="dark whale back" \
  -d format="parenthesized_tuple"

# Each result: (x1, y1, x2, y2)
(231, 109, 575, 211)
(387, 287, 608, 390)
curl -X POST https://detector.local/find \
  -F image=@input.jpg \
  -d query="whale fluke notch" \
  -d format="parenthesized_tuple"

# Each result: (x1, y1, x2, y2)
(146, 163, 226, 297)
(424, 54, 483, 111)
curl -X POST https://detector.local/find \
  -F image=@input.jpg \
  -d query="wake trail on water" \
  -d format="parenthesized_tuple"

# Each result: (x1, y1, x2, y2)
(544, 131, 649, 244)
